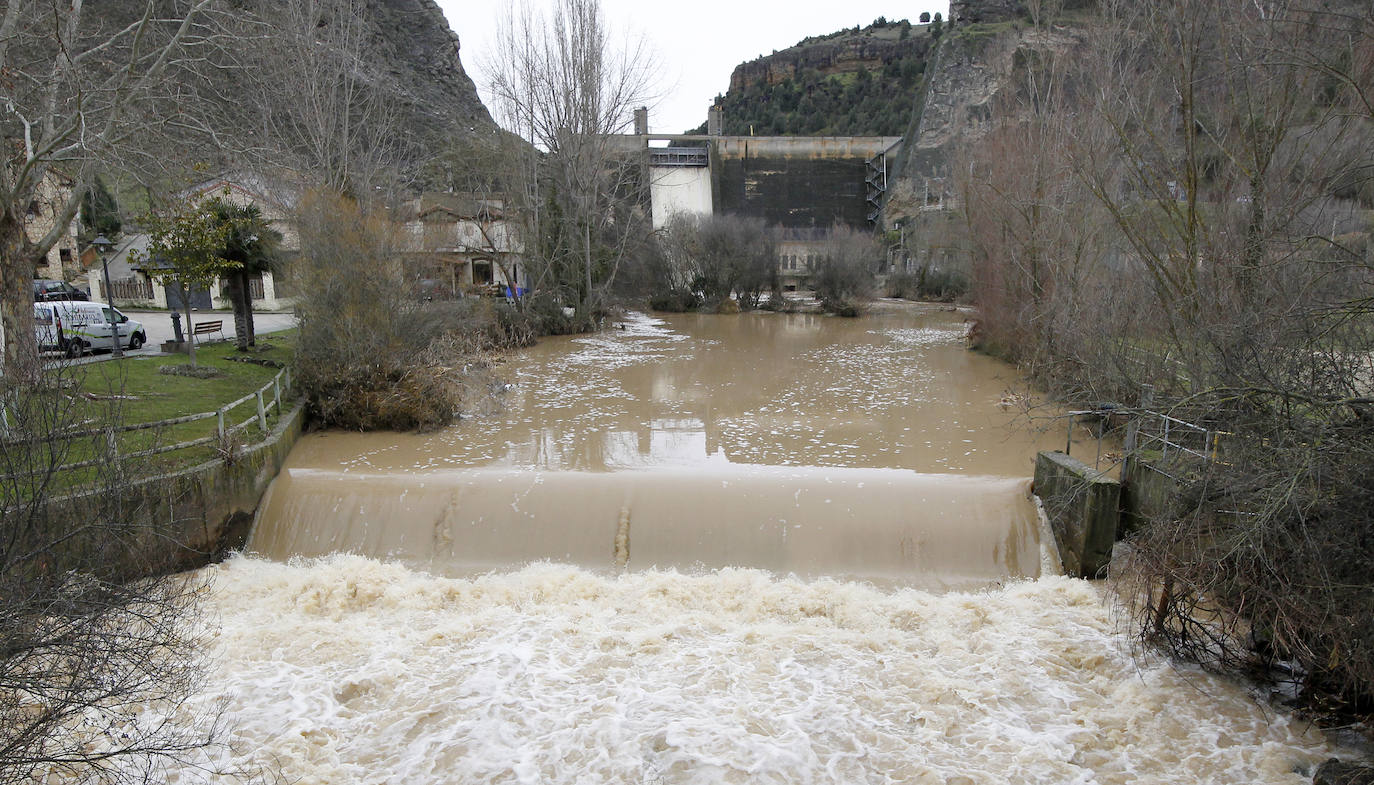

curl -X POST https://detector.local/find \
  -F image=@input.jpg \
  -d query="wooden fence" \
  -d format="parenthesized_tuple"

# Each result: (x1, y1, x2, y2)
(99, 277, 156, 301)
(0, 368, 292, 478)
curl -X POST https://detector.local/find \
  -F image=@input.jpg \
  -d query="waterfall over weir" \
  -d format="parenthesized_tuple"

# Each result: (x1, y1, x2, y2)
(165, 308, 1341, 785)
(251, 466, 1049, 590)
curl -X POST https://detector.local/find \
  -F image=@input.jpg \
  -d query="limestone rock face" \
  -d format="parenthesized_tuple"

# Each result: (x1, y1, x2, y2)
(76, 0, 496, 175)
(894, 24, 1083, 185)
(360, 0, 495, 134)
(728, 34, 932, 93)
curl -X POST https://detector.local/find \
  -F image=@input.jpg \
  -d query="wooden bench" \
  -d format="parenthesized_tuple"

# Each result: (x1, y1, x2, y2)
(192, 320, 224, 342)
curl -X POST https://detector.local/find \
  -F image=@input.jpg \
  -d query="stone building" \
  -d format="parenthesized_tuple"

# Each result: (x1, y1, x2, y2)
(397, 193, 525, 297)
(26, 170, 82, 282)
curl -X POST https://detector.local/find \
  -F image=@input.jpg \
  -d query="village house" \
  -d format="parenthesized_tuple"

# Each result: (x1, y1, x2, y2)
(26, 170, 83, 283)
(89, 171, 298, 312)
(776, 227, 830, 292)
(397, 193, 524, 298)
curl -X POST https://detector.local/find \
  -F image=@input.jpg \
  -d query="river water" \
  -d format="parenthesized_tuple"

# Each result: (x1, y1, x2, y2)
(184, 305, 1335, 783)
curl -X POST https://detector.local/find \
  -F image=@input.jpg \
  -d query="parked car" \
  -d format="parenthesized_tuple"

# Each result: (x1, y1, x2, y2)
(34, 301, 146, 357)
(33, 279, 89, 301)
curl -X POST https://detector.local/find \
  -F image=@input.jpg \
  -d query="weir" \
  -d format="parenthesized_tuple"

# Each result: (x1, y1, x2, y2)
(251, 466, 1044, 590)
(247, 307, 1076, 589)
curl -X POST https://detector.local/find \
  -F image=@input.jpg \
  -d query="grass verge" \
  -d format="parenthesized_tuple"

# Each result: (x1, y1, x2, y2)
(45, 333, 298, 487)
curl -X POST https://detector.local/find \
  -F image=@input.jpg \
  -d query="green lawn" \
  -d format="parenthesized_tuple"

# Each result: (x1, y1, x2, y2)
(48, 332, 299, 484)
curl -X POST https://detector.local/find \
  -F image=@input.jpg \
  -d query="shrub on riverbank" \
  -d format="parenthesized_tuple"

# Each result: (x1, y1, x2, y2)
(291, 192, 542, 432)
(885, 267, 968, 302)
(814, 225, 881, 316)
(644, 214, 779, 313)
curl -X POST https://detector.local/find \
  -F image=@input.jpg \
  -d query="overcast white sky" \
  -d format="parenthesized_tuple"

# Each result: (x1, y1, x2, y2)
(435, 0, 951, 136)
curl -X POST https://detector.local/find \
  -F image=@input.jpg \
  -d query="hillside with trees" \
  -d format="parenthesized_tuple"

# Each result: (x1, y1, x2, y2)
(689, 18, 939, 136)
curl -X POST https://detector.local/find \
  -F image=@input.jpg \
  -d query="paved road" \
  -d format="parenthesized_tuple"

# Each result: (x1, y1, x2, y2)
(123, 309, 297, 350)
(53, 309, 297, 363)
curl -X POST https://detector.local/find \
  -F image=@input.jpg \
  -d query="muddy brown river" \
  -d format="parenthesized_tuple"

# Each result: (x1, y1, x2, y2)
(160, 304, 1344, 784)
(253, 305, 1083, 588)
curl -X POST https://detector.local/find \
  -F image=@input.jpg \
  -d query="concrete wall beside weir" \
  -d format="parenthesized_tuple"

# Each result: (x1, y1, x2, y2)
(39, 401, 305, 578)
(1033, 451, 1120, 578)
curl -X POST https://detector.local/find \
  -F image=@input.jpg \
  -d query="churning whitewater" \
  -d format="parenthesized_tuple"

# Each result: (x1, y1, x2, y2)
(189, 556, 1330, 785)
(182, 306, 1339, 783)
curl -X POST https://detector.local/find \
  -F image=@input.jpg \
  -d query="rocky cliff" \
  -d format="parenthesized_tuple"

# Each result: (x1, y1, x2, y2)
(349, 0, 495, 137)
(891, 17, 1086, 215)
(699, 20, 933, 136)
(82, 0, 495, 179)
(727, 26, 933, 93)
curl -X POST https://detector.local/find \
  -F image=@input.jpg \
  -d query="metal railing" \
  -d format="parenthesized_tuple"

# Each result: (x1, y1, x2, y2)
(0, 367, 293, 478)
(1132, 410, 1225, 463)
(649, 147, 709, 167)
(1060, 398, 1226, 473)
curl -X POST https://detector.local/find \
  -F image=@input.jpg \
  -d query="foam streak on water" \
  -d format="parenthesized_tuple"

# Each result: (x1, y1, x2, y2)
(187, 556, 1329, 785)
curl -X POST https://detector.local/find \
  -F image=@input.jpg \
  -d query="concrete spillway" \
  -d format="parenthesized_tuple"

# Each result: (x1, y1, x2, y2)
(251, 466, 1045, 591)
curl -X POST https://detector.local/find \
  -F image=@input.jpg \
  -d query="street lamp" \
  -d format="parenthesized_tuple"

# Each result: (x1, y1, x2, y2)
(91, 234, 121, 358)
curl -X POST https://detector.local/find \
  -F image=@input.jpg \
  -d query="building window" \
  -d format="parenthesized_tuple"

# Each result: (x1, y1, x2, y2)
(59, 248, 73, 264)
(473, 260, 494, 285)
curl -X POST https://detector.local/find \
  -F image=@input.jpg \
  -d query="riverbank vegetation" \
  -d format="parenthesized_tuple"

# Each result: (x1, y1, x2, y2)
(642, 216, 885, 316)
(291, 192, 550, 431)
(954, 0, 1374, 713)
(0, 352, 237, 783)
(644, 214, 780, 313)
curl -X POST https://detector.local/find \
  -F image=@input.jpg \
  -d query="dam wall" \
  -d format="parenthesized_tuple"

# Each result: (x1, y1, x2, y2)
(629, 133, 902, 230)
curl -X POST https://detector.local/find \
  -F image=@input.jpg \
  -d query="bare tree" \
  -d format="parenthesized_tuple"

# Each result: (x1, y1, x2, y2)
(0, 352, 237, 784)
(0, 0, 224, 378)
(239, 0, 412, 197)
(483, 0, 658, 315)
(813, 224, 882, 315)
(954, 23, 1120, 386)
(420, 129, 534, 295)
(952, 0, 1374, 704)
(648, 214, 778, 311)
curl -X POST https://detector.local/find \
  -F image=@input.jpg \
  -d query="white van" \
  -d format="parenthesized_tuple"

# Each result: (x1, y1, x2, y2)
(34, 301, 147, 357)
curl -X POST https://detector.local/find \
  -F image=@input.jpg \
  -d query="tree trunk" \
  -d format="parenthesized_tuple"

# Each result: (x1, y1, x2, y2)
(182, 286, 198, 368)
(227, 273, 249, 352)
(1, 219, 40, 382)
(242, 270, 257, 347)
(583, 220, 592, 312)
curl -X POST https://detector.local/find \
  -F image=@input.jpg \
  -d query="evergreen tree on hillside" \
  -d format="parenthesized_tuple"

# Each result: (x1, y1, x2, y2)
(79, 176, 121, 243)
(688, 23, 931, 136)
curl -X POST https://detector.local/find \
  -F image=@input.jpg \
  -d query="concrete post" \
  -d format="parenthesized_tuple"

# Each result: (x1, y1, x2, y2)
(255, 390, 268, 434)
(1034, 451, 1121, 578)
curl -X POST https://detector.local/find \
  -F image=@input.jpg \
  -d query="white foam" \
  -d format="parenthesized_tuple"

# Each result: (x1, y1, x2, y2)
(174, 556, 1330, 785)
